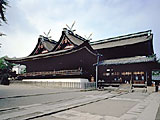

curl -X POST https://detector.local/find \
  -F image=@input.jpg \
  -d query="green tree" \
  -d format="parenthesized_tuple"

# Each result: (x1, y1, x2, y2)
(0, 56, 14, 71)
(0, 56, 14, 85)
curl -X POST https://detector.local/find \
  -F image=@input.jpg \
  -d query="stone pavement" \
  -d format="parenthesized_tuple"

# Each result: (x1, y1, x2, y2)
(0, 84, 79, 99)
(0, 85, 160, 120)
(0, 90, 120, 120)
(36, 92, 160, 120)
(156, 103, 160, 120)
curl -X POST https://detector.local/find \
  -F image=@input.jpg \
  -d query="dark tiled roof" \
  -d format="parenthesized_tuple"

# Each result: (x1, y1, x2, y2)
(40, 35, 57, 51)
(29, 35, 57, 56)
(91, 30, 152, 49)
(63, 28, 86, 46)
(66, 33, 85, 45)
(52, 28, 86, 51)
(5, 41, 97, 62)
(6, 49, 70, 61)
(98, 56, 156, 66)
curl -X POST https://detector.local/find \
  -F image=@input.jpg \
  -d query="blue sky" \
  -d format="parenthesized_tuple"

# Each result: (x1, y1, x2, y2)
(0, 0, 160, 58)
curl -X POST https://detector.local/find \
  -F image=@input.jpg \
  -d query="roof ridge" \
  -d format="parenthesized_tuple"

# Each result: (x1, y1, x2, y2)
(6, 43, 96, 62)
(98, 55, 156, 66)
(39, 35, 57, 44)
(74, 33, 86, 41)
(63, 28, 86, 41)
(91, 30, 152, 45)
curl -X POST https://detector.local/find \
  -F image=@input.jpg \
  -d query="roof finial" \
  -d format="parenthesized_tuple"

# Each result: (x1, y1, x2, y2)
(66, 21, 76, 33)
(84, 33, 93, 40)
(43, 29, 55, 42)
(43, 29, 52, 39)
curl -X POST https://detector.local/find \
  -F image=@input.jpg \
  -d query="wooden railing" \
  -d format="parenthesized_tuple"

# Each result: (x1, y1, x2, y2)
(19, 69, 83, 77)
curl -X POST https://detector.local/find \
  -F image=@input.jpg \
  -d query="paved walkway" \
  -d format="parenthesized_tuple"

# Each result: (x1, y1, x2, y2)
(36, 92, 160, 120)
(156, 103, 160, 120)
(0, 85, 160, 120)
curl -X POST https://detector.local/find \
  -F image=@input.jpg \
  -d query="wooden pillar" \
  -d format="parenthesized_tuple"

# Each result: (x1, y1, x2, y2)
(145, 71, 147, 85)
(130, 72, 133, 84)
(155, 81, 159, 92)
(147, 71, 152, 86)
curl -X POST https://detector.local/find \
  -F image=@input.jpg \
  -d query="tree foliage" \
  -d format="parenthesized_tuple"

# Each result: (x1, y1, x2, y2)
(0, 56, 14, 71)
(0, 0, 8, 25)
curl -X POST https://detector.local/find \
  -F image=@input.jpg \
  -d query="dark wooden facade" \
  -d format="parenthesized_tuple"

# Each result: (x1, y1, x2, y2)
(91, 30, 154, 60)
(95, 40, 153, 60)
(98, 56, 157, 86)
(21, 46, 96, 79)
(6, 29, 97, 80)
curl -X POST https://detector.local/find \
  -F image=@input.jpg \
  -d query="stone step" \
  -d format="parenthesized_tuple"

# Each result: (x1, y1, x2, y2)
(118, 84, 132, 92)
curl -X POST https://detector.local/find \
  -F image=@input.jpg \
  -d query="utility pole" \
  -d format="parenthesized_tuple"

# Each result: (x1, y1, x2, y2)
(96, 53, 103, 89)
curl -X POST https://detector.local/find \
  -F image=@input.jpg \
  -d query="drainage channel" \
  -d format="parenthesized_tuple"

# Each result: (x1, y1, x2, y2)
(0, 90, 80, 100)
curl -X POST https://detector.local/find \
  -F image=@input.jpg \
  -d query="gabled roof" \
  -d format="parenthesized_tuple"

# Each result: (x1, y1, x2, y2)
(91, 30, 152, 49)
(65, 30, 86, 45)
(53, 28, 86, 51)
(97, 56, 156, 66)
(29, 35, 57, 56)
(5, 41, 97, 63)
